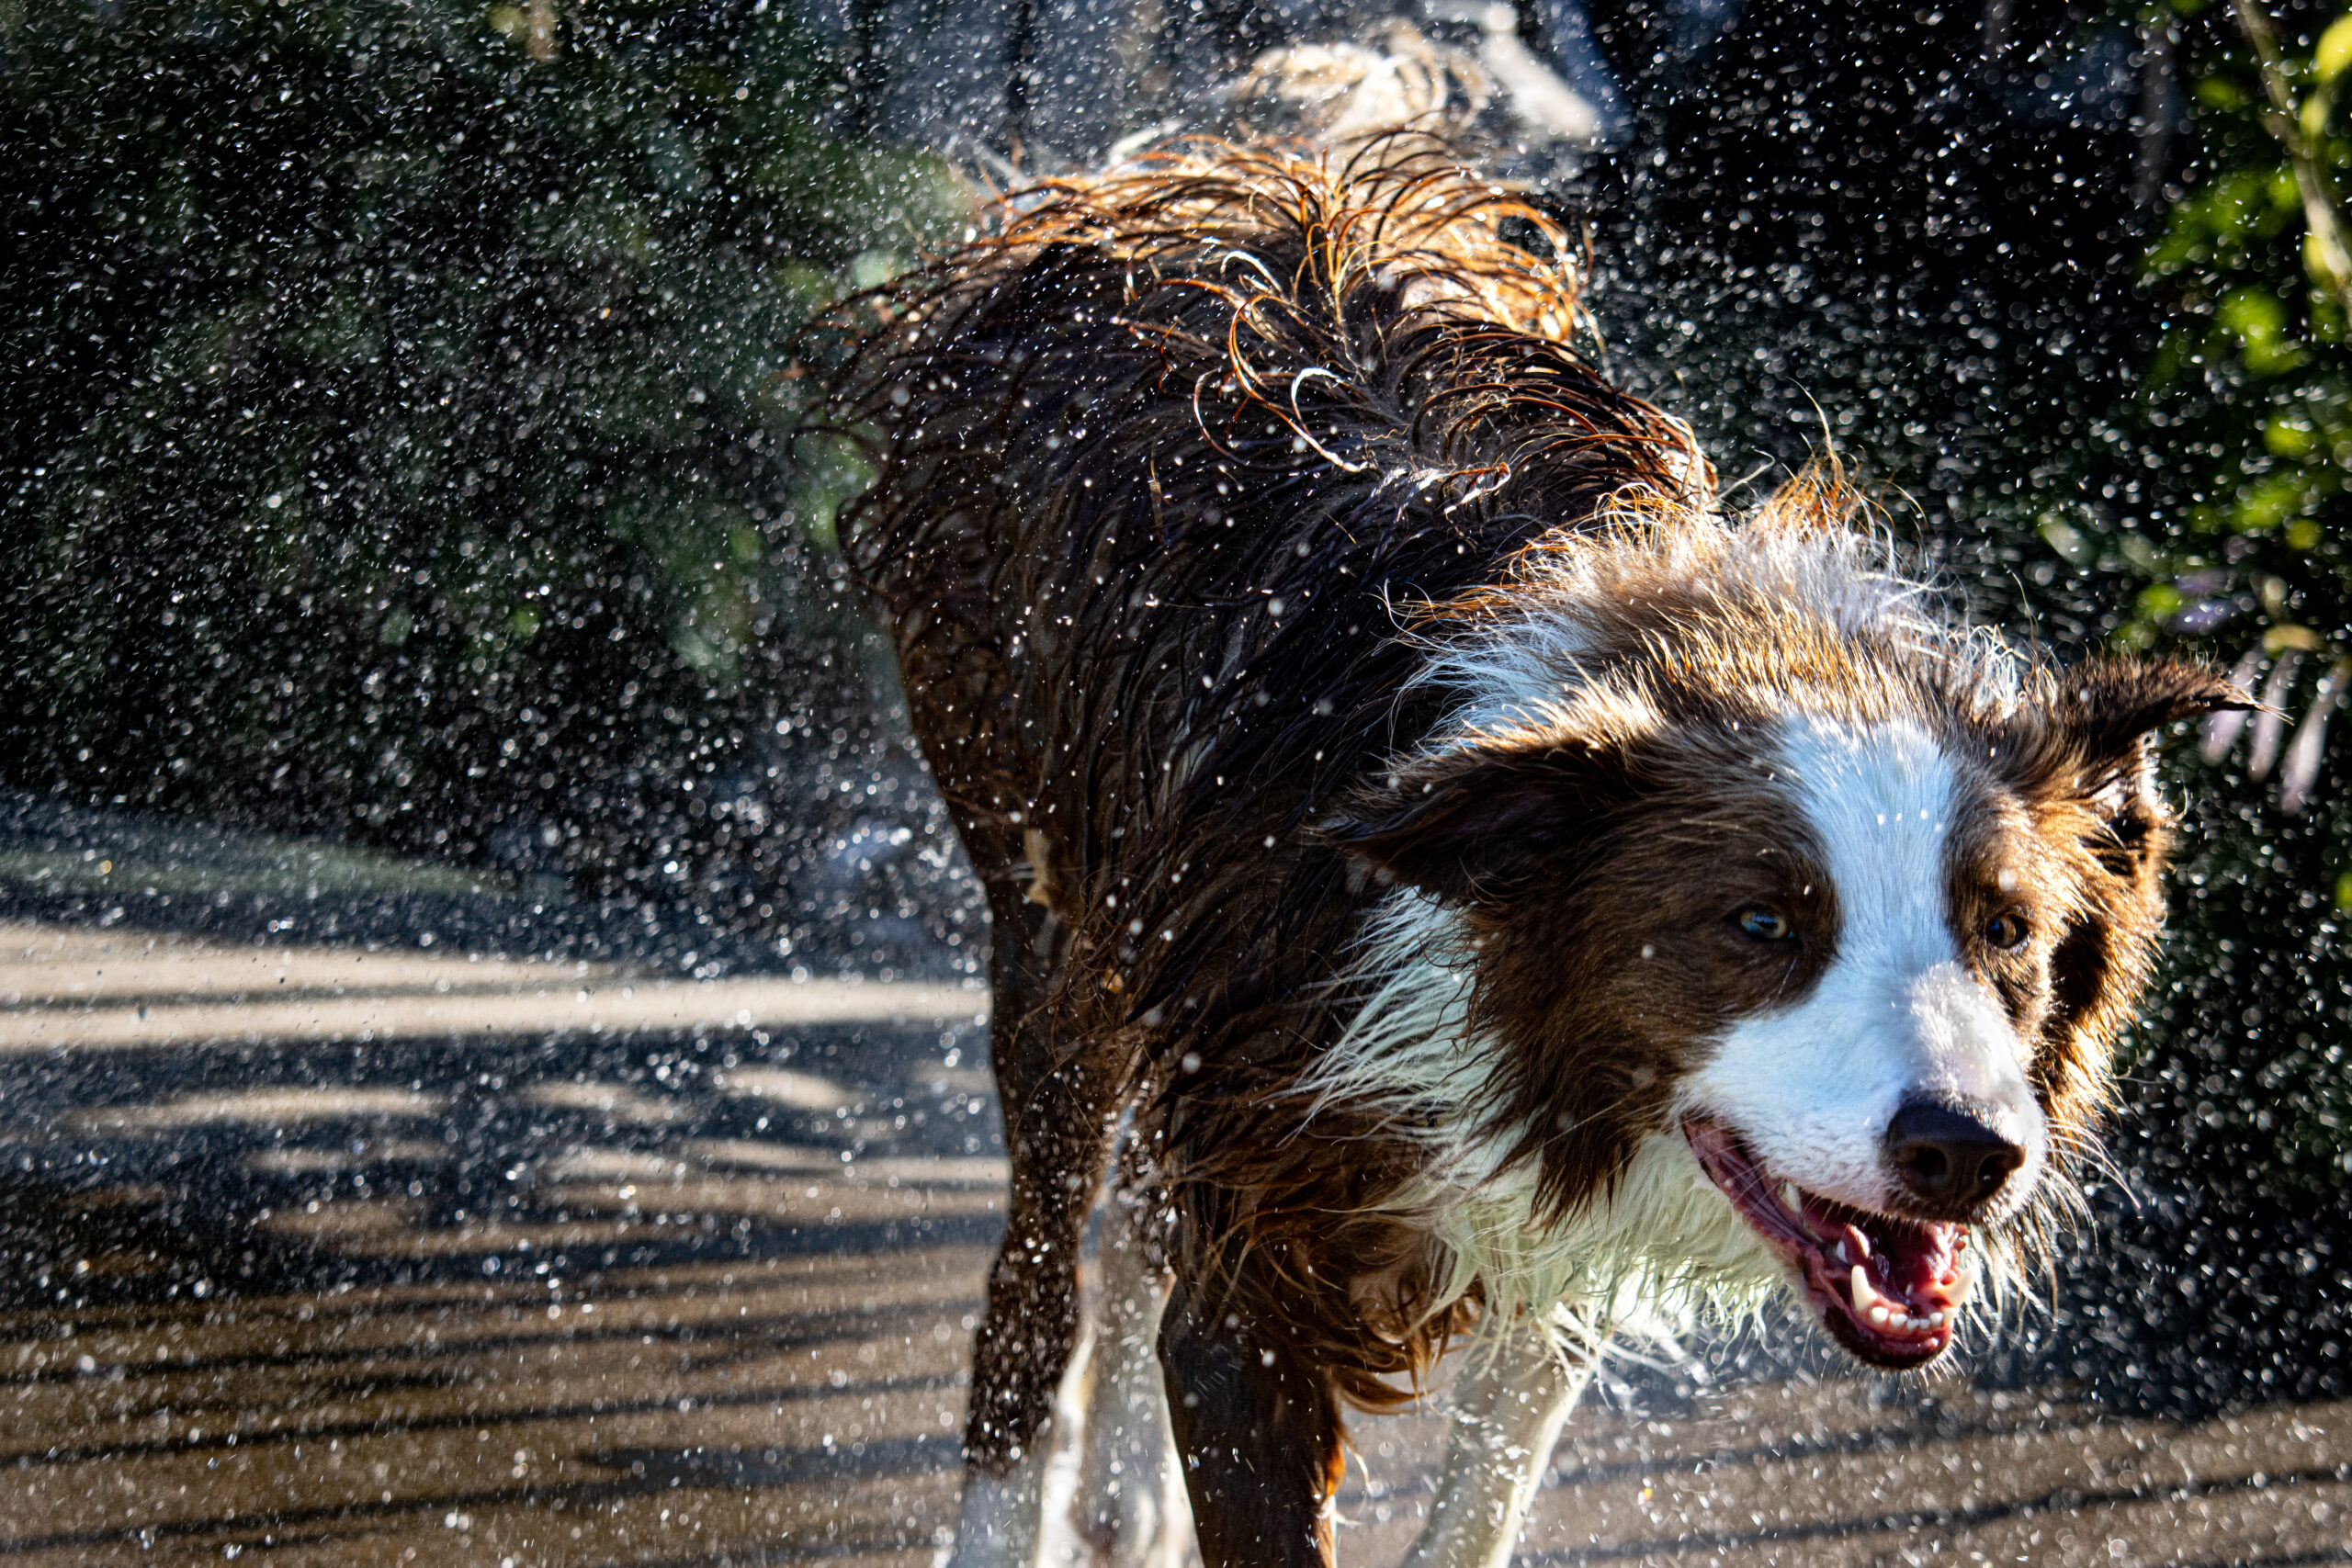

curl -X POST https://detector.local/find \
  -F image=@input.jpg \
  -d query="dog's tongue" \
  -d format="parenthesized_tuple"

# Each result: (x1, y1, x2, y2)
(1847, 1213, 1965, 1307)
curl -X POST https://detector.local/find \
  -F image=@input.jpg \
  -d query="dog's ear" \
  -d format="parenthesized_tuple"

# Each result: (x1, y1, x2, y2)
(2009, 658, 2247, 1133)
(2051, 657, 2250, 776)
(1319, 735, 1634, 905)
(2037, 658, 2249, 856)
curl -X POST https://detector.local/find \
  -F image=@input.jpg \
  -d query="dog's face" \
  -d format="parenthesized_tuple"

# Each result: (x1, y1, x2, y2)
(1331, 650, 2241, 1368)
(1673, 709, 2086, 1367)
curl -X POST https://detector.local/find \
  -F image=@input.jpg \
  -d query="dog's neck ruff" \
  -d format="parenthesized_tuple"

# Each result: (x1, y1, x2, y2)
(1306, 891, 1787, 1340)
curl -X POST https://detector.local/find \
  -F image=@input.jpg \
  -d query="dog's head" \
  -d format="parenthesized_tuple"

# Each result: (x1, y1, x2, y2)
(1327, 503, 2245, 1367)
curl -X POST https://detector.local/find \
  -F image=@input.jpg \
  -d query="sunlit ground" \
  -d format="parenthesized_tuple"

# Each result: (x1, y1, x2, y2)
(0, 919, 2346, 1567)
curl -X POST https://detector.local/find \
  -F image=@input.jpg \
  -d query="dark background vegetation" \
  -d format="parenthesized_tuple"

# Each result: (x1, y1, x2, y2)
(0, 0, 975, 974)
(5, 0, 2348, 1405)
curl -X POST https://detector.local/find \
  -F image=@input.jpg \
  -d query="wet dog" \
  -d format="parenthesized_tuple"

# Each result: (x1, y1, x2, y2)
(831, 146, 2240, 1568)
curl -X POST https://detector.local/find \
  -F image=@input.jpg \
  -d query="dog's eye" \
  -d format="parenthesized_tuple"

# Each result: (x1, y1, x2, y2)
(1736, 908, 1793, 942)
(1984, 909, 2030, 950)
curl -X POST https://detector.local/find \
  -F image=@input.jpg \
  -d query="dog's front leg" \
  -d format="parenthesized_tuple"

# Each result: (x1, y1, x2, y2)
(1396, 1311, 1597, 1568)
(948, 1437, 1055, 1568)
(1159, 1279, 1344, 1568)
(1069, 1200, 1191, 1568)
(949, 875, 1120, 1568)
(951, 1118, 1117, 1568)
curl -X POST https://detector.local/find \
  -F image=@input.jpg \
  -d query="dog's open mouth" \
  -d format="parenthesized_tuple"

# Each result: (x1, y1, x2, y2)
(1685, 1119, 1972, 1369)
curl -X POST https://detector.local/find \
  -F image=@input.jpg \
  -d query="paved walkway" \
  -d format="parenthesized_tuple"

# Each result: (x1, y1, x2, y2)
(0, 921, 2345, 1566)
(0, 923, 983, 1051)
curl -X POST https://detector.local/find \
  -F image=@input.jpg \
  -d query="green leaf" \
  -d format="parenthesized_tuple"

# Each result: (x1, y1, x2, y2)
(2196, 74, 2250, 110)
(2318, 12, 2352, 85)
(2219, 286, 2310, 375)
(2040, 513, 2095, 565)
(2265, 414, 2319, 457)
(2229, 469, 2315, 532)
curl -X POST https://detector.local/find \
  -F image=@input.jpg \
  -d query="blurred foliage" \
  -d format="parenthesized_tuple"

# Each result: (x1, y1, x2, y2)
(2031, 0, 2352, 1200)
(1578, 0, 2163, 560)
(0, 0, 972, 966)
(2142, 4, 2352, 567)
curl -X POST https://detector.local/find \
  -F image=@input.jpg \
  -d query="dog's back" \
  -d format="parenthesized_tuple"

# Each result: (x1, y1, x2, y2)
(835, 144, 1704, 1091)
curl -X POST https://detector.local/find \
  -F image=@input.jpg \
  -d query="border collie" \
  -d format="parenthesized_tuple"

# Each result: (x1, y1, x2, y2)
(830, 145, 2241, 1568)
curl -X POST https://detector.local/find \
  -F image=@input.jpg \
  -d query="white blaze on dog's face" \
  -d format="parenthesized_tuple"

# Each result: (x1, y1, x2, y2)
(1676, 713, 2053, 1365)
(1687, 715, 2047, 1217)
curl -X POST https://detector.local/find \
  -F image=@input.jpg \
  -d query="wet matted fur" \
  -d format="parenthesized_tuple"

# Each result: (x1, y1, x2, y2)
(826, 143, 2239, 1568)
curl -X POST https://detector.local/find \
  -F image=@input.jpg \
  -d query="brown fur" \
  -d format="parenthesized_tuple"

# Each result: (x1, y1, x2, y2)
(826, 144, 2239, 1564)
(829, 143, 1707, 1449)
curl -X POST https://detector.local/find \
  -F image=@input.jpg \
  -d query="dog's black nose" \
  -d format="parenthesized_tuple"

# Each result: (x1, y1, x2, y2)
(1884, 1099, 2025, 1212)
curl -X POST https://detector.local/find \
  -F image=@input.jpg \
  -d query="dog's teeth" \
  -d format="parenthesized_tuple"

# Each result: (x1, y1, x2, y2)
(1830, 1240, 1849, 1266)
(1848, 1258, 1944, 1337)
(1849, 1228, 1871, 1259)
(1777, 1181, 1804, 1216)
